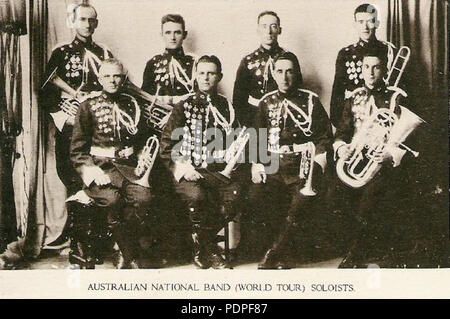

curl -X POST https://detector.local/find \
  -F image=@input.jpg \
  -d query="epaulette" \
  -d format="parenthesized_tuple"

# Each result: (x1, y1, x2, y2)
(89, 91, 103, 98)
(96, 43, 113, 57)
(348, 87, 367, 99)
(151, 54, 164, 62)
(259, 90, 278, 102)
(382, 40, 396, 50)
(386, 86, 407, 97)
(52, 42, 72, 52)
(298, 88, 318, 98)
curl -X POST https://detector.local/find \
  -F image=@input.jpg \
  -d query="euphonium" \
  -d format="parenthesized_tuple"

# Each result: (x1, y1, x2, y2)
(298, 142, 317, 196)
(336, 88, 423, 188)
(124, 81, 173, 132)
(134, 135, 160, 187)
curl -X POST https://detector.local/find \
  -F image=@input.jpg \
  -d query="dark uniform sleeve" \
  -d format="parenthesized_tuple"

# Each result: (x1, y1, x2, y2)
(251, 101, 268, 164)
(310, 96, 332, 156)
(141, 59, 156, 95)
(232, 58, 252, 127)
(70, 100, 95, 174)
(293, 53, 303, 87)
(330, 49, 346, 127)
(159, 100, 186, 171)
(40, 48, 65, 113)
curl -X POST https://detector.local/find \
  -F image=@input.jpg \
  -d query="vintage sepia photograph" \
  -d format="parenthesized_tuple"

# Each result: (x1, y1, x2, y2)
(0, 0, 448, 298)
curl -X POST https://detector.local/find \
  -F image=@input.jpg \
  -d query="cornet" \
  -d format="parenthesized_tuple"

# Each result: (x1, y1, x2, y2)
(134, 136, 160, 187)
(298, 142, 316, 196)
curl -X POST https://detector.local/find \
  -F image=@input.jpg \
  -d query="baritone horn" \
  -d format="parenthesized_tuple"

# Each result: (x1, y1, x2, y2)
(124, 81, 173, 132)
(335, 89, 424, 188)
(134, 135, 160, 187)
(298, 142, 316, 196)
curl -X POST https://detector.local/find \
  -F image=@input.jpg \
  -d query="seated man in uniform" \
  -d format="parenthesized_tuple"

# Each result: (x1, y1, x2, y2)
(70, 58, 155, 269)
(160, 55, 241, 269)
(247, 52, 332, 269)
(334, 48, 423, 267)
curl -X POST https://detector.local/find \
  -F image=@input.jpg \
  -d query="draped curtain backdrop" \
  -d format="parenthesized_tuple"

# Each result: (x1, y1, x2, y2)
(387, 0, 449, 263)
(0, 0, 26, 253)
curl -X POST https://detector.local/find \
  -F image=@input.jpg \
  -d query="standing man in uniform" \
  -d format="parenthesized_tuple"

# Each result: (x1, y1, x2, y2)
(233, 11, 303, 127)
(71, 58, 155, 269)
(248, 52, 332, 269)
(160, 56, 241, 269)
(330, 3, 396, 127)
(42, 2, 113, 196)
(141, 14, 196, 132)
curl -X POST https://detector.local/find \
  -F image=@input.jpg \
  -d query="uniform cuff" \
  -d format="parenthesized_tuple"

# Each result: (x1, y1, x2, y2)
(386, 145, 407, 167)
(333, 140, 347, 161)
(50, 111, 70, 132)
(314, 152, 327, 172)
(81, 165, 103, 187)
(173, 161, 196, 182)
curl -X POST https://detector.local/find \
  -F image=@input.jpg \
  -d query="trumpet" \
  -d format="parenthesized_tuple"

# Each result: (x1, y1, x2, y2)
(134, 135, 160, 187)
(221, 127, 250, 179)
(298, 142, 316, 196)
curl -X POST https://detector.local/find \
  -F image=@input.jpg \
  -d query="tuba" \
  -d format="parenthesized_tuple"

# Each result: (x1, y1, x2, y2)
(298, 142, 317, 196)
(134, 135, 160, 187)
(335, 45, 424, 188)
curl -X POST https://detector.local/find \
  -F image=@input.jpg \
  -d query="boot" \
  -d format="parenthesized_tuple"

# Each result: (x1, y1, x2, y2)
(68, 202, 96, 269)
(258, 218, 295, 269)
(192, 225, 211, 269)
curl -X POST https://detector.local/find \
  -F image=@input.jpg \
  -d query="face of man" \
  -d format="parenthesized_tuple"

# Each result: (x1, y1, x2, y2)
(196, 62, 222, 94)
(162, 22, 185, 50)
(98, 63, 125, 94)
(257, 14, 281, 48)
(273, 59, 296, 93)
(354, 12, 378, 41)
(362, 56, 385, 88)
(74, 6, 98, 40)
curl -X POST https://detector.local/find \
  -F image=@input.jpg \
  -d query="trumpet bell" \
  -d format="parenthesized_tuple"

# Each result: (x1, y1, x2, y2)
(134, 136, 160, 187)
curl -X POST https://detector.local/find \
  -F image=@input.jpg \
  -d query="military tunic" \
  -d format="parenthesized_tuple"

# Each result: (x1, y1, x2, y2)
(160, 90, 240, 227)
(44, 37, 113, 120)
(253, 88, 332, 185)
(233, 45, 303, 127)
(330, 38, 395, 127)
(142, 47, 195, 105)
(71, 91, 150, 188)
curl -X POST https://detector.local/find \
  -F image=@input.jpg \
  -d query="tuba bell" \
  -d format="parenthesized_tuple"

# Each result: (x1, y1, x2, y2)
(134, 135, 160, 187)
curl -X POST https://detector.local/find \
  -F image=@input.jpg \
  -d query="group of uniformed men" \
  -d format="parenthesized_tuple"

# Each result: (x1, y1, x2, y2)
(41, 2, 419, 269)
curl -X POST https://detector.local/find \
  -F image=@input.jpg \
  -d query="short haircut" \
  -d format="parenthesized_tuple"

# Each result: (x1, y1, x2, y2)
(161, 14, 186, 31)
(354, 3, 378, 20)
(99, 58, 125, 74)
(274, 52, 301, 74)
(196, 55, 222, 74)
(257, 11, 280, 25)
(363, 47, 388, 70)
(73, 3, 98, 20)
